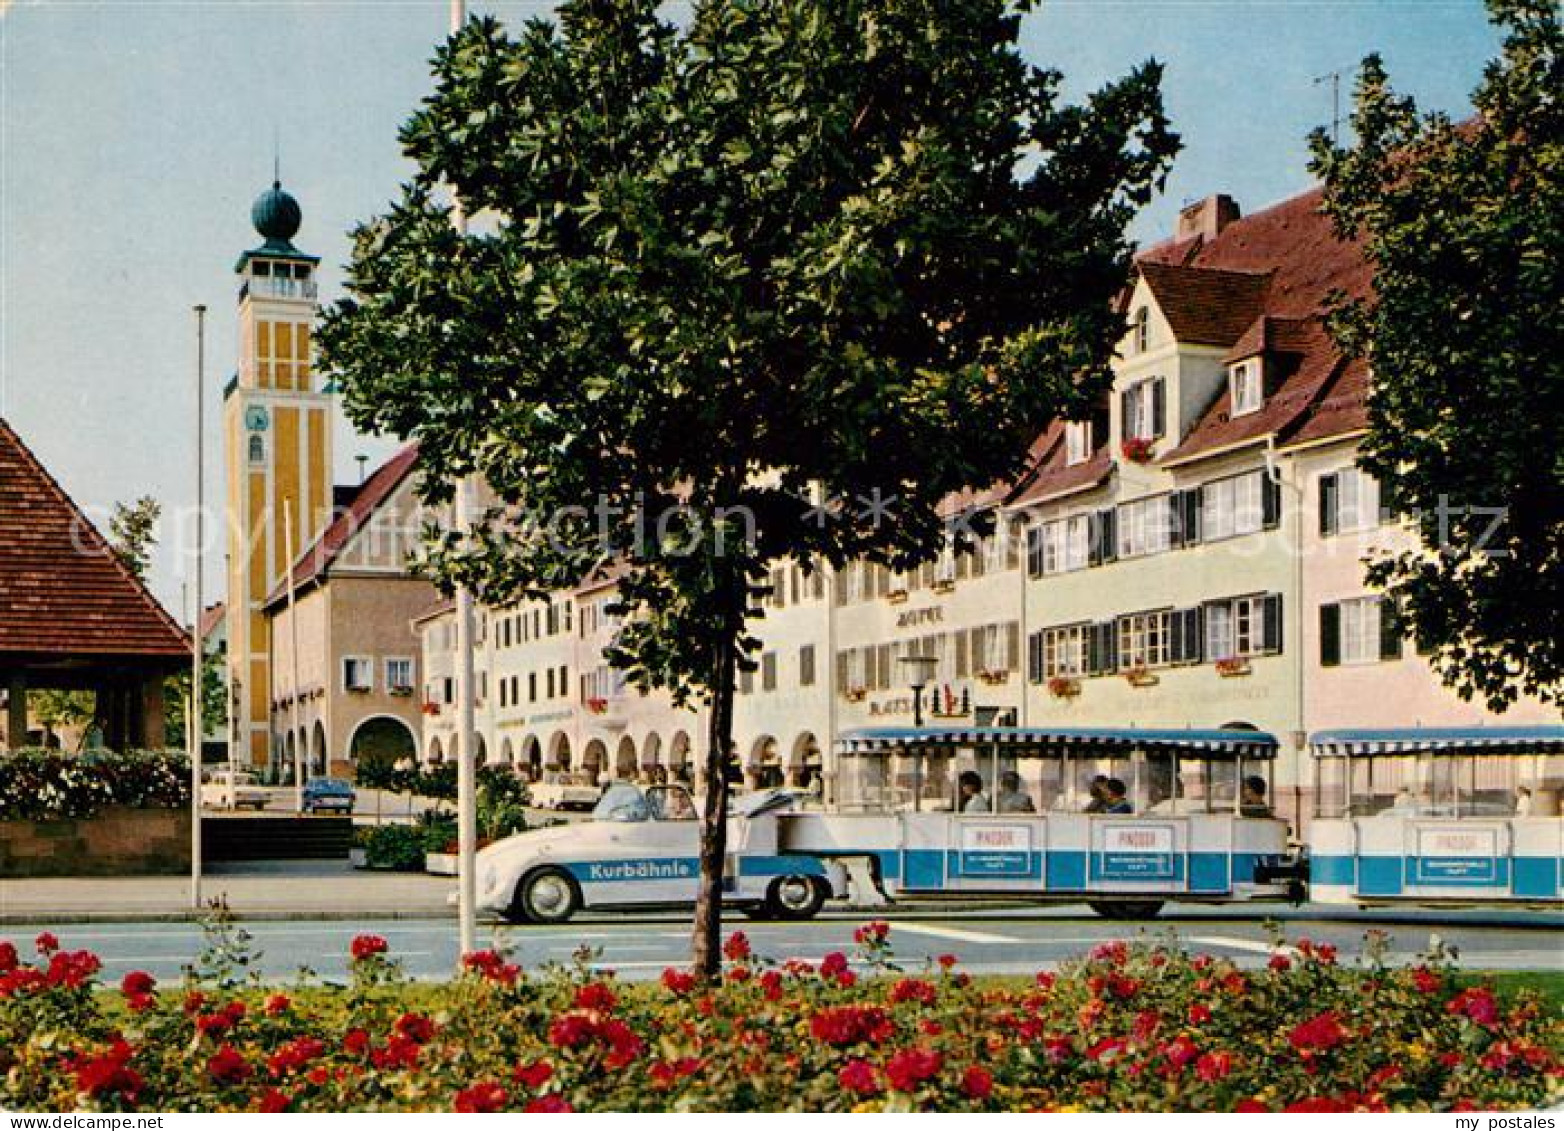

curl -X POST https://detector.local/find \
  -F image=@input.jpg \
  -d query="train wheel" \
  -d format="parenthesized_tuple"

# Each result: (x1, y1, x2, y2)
(764, 875, 827, 921)
(1088, 901, 1164, 921)
(513, 867, 580, 925)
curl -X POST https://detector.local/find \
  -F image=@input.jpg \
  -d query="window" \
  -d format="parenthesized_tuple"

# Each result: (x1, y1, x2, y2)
(738, 666, 755, 696)
(385, 657, 414, 692)
(1036, 515, 1090, 575)
(761, 652, 778, 692)
(1320, 596, 1401, 666)
(970, 622, 1019, 673)
(1121, 377, 1165, 441)
(1319, 467, 1381, 536)
(1065, 420, 1092, 466)
(1116, 610, 1171, 670)
(1202, 471, 1265, 541)
(1116, 497, 1173, 558)
(1041, 624, 1088, 679)
(343, 657, 373, 692)
(1130, 306, 1149, 354)
(799, 644, 816, 688)
(528, 672, 537, 702)
(1230, 361, 1262, 416)
(1204, 594, 1283, 659)
(558, 665, 568, 697)
(248, 435, 265, 464)
(546, 668, 555, 698)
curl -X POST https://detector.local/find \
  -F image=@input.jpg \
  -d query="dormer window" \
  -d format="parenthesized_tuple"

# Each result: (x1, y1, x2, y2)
(1121, 377, 1166, 442)
(1130, 306, 1149, 355)
(1230, 360, 1262, 416)
(1065, 421, 1092, 466)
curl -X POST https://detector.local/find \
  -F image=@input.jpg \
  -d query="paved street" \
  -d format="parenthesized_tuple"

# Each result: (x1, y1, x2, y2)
(3, 905, 1556, 984)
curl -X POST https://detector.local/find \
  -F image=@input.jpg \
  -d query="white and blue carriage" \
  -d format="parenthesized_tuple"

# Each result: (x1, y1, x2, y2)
(775, 726, 1305, 919)
(1308, 725, 1564, 908)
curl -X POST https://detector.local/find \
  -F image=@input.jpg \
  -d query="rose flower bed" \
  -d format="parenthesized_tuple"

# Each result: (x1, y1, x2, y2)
(1, 921, 1559, 1112)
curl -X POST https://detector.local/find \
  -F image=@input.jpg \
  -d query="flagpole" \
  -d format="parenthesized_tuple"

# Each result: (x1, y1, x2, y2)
(449, 0, 479, 964)
(284, 498, 305, 813)
(191, 304, 206, 910)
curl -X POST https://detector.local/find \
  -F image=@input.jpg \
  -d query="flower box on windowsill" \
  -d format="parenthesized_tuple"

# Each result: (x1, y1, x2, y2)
(421, 701, 441, 717)
(1120, 437, 1155, 464)
(886, 588, 909, 605)
(1214, 657, 1252, 678)
(1047, 676, 1082, 700)
(389, 685, 414, 697)
(976, 669, 1010, 686)
(586, 697, 609, 715)
(346, 685, 371, 695)
(1123, 667, 1159, 688)
(931, 579, 956, 595)
(843, 687, 867, 703)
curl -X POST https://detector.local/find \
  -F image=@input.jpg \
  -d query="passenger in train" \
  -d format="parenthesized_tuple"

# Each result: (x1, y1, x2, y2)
(1083, 775, 1111, 813)
(996, 770, 1036, 813)
(1239, 775, 1272, 817)
(958, 770, 992, 813)
(1102, 778, 1133, 814)
(1515, 785, 1533, 816)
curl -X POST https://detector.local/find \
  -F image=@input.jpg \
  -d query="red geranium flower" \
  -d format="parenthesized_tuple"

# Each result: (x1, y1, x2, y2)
(267, 1037, 326, 1078)
(1268, 953, 1292, 972)
(257, 1088, 292, 1113)
(35, 931, 59, 955)
(1234, 1099, 1270, 1112)
(343, 1028, 371, 1056)
(1188, 1003, 1212, 1025)
(525, 1095, 573, 1113)
(820, 952, 850, 978)
(890, 978, 938, 1006)
(838, 1059, 881, 1096)
(854, 921, 890, 946)
(1196, 1051, 1233, 1082)
(575, 981, 617, 1013)
(810, 1004, 893, 1046)
(1288, 1011, 1348, 1053)
(962, 1065, 993, 1100)
(454, 1081, 509, 1112)
(207, 1044, 252, 1085)
(722, 932, 752, 962)
(513, 1060, 553, 1091)
(1411, 967, 1441, 994)
(760, 969, 784, 1001)
(72, 1039, 142, 1104)
(463, 949, 520, 985)
(1447, 987, 1500, 1027)
(120, 970, 155, 997)
(394, 1012, 436, 1044)
(661, 967, 696, 995)
(265, 993, 291, 1016)
(0, 941, 18, 971)
(350, 934, 389, 961)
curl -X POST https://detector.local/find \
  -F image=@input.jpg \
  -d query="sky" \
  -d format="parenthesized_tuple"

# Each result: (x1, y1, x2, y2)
(0, 0, 1503, 616)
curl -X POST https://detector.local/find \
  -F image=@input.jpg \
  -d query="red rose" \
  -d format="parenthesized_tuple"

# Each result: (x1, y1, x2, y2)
(194, 1012, 233, 1039)
(1034, 971, 1056, 991)
(257, 1088, 292, 1113)
(574, 981, 618, 1013)
(549, 1013, 595, 1049)
(1234, 1099, 1270, 1112)
(350, 934, 389, 960)
(1411, 967, 1441, 994)
(394, 1012, 436, 1044)
(207, 1044, 252, 1085)
(760, 969, 784, 1001)
(463, 949, 521, 985)
(265, 993, 291, 1016)
(267, 1037, 326, 1078)
(722, 932, 752, 962)
(1163, 1036, 1200, 1071)
(937, 954, 958, 970)
(35, 931, 59, 955)
(890, 978, 938, 1007)
(1288, 1012, 1348, 1053)
(120, 970, 156, 998)
(838, 1059, 881, 1095)
(1447, 987, 1500, 1027)
(661, 967, 696, 995)
(343, 1028, 371, 1056)
(525, 1095, 573, 1113)
(961, 1065, 993, 1100)
(1268, 953, 1292, 972)
(1196, 1051, 1232, 1082)
(820, 952, 849, 978)
(853, 921, 890, 946)
(1188, 1003, 1212, 1025)
(513, 1060, 553, 1090)
(884, 1048, 942, 1092)
(454, 1081, 509, 1112)
(72, 1040, 142, 1104)
(0, 941, 17, 971)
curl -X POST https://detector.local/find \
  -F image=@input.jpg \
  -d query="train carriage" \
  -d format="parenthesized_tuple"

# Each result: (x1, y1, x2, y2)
(777, 726, 1306, 918)
(1309, 725, 1564, 908)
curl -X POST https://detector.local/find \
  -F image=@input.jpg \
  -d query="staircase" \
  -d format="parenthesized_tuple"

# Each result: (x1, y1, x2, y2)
(202, 817, 354, 862)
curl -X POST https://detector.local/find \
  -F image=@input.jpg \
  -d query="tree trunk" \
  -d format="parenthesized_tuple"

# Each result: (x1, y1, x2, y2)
(691, 591, 741, 980)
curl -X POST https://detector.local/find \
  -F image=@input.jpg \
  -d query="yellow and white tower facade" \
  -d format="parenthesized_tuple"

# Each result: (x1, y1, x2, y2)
(224, 181, 332, 769)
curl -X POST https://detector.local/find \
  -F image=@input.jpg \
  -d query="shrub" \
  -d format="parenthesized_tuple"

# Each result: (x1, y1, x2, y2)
(358, 825, 424, 872)
(0, 923, 1557, 1112)
(0, 749, 190, 821)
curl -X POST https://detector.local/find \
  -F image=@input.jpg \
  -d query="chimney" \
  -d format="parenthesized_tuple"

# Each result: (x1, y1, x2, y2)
(1176, 194, 1241, 243)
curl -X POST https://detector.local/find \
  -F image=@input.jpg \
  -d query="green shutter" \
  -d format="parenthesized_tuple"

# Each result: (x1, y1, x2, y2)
(1319, 472, 1338, 536)
(1320, 603, 1341, 667)
(1379, 598, 1404, 661)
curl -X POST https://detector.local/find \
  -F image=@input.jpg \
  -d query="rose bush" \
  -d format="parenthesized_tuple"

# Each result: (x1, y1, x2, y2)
(0, 749, 189, 821)
(0, 922, 1558, 1112)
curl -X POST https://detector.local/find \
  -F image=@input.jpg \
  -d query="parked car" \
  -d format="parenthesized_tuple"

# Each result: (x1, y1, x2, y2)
(302, 777, 357, 815)
(201, 770, 268, 811)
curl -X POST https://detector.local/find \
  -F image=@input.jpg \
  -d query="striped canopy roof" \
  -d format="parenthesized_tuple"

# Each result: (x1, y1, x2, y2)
(836, 726, 1279, 760)
(1310, 726, 1564, 758)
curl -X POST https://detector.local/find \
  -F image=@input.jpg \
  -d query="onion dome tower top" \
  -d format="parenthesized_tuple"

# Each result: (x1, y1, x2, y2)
(250, 180, 303, 252)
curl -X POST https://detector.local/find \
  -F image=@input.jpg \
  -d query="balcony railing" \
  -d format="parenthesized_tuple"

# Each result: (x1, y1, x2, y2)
(240, 276, 318, 303)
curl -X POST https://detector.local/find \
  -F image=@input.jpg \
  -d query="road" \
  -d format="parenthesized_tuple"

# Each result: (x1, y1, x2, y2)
(7, 907, 1558, 985)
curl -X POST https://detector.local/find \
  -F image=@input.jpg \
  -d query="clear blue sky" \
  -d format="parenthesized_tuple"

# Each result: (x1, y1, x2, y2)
(0, 1, 1501, 615)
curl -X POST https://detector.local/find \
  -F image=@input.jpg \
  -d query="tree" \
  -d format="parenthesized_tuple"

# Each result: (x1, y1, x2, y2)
(108, 496, 162, 583)
(1309, 0, 1563, 711)
(164, 646, 227, 755)
(319, 0, 1177, 974)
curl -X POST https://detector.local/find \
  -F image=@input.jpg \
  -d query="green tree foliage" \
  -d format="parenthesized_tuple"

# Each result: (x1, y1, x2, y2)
(164, 648, 228, 752)
(108, 496, 162, 583)
(319, 0, 1177, 972)
(1309, 1, 1562, 711)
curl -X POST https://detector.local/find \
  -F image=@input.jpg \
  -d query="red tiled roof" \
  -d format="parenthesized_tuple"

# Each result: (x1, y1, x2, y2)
(0, 417, 189, 659)
(1136, 261, 1272, 347)
(198, 602, 226, 642)
(1006, 419, 1114, 508)
(1285, 354, 1371, 447)
(266, 443, 421, 607)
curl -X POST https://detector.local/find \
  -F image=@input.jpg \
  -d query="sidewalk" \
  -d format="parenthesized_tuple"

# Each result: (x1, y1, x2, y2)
(0, 861, 457, 924)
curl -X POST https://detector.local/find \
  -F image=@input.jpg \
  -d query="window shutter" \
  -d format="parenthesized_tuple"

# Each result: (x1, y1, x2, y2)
(1028, 633, 1044, 683)
(1005, 525, 1021, 570)
(1151, 378, 1167, 437)
(1086, 625, 1101, 675)
(1182, 488, 1202, 545)
(1169, 607, 1185, 662)
(1119, 388, 1134, 440)
(1005, 622, 1021, 671)
(1166, 494, 1185, 550)
(1320, 604, 1341, 668)
(1262, 593, 1283, 654)
(1027, 526, 1044, 576)
(1379, 598, 1404, 661)
(1261, 473, 1281, 529)
(1085, 515, 1102, 568)
(955, 630, 970, 678)
(1318, 472, 1338, 536)
(1098, 508, 1118, 563)
(1102, 621, 1119, 672)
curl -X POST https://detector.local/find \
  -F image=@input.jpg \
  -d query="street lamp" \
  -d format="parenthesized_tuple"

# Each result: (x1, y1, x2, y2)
(899, 655, 938, 727)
